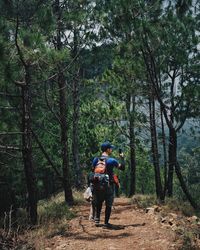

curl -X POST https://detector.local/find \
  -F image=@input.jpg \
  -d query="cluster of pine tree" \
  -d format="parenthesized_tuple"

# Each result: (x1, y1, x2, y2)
(0, 0, 199, 224)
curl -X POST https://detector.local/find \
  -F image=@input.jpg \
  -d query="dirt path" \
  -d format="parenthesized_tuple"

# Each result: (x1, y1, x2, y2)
(45, 197, 179, 250)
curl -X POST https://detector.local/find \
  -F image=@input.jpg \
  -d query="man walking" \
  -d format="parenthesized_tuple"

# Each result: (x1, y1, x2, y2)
(92, 141, 125, 228)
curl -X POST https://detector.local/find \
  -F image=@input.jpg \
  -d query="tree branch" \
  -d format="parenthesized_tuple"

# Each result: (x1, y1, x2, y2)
(0, 132, 24, 136)
(44, 82, 61, 124)
(31, 129, 62, 180)
(0, 92, 22, 98)
(0, 145, 21, 151)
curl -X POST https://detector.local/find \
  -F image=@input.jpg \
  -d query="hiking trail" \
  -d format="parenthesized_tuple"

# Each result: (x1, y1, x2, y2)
(44, 197, 180, 250)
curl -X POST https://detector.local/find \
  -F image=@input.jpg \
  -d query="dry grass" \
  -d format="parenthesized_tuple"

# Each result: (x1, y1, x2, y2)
(131, 194, 158, 208)
(131, 194, 197, 216)
(163, 197, 196, 217)
(37, 192, 75, 224)
(26, 190, 84, 249)
(0, 190, 85, 249)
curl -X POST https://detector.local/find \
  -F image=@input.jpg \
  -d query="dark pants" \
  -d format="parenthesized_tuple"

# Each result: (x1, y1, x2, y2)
(93, 184, 114, 224)
(114, 184, 119, 197)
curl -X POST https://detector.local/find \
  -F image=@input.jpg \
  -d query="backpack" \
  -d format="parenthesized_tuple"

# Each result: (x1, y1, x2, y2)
(94, 157, 107, 174)
(92, 157, 109, 191)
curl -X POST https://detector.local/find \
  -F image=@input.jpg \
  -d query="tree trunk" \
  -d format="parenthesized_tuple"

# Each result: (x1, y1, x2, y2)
(21, 65, 37, 224)
(175, 162, 198, 209)
(55, 0, 73, 205)
(72, 29, 82, 189)
(167, 127, 176, 196)
(72, 76, 82, 189)
(160, 107, 167, 196)
(167, 128, 198, 209)
(58, 71, 73, 204)
(128, 94, 136, 197)
(149, 96, 164, 200)
(141, 33, 197, 207)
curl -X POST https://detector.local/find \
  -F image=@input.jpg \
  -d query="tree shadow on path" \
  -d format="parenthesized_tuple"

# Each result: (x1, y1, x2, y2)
(96, 222, 146, 230)
(47, 221, 146, 241)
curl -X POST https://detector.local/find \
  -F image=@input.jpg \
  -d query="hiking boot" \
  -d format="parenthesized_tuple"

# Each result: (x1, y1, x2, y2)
(94, 218, 100, 227)
(103, 223, 113, 228)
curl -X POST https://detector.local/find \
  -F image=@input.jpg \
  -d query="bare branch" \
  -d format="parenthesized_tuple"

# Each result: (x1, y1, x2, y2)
(0, 92, 21, 98)
(114, 120, 130, 139)
(0, 132, 24, 136)
(14, 80, 26, 86)
(44, 82, 61, 124)
(0, 145, 21, 151)
(31, 129, 62, 179)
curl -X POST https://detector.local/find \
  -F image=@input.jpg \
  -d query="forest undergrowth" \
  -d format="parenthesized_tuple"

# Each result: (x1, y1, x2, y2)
(1, 192, 200, 249)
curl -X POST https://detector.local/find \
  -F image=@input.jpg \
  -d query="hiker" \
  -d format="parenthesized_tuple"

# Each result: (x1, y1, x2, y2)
(92, 141, 125, 228)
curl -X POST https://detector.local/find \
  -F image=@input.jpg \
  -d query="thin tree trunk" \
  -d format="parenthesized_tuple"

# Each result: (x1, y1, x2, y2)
(55, 0, 73, 205)
(167, 126, 176, 197)
(149, 96, 164, 200)
(15, 11, 37, 224)
(160, 107, 167, 197)
(72, 29, 82, 189)
(141, 34, 197, 207)
(72, 75, 82, 189)
(58, 71, 73, 204)
(167, 128, 198, 209)
(21, 65, 37, 224)
(128, 95, 136, 197)
(166, 70, 176, 197)
(175, 162, 198, 209)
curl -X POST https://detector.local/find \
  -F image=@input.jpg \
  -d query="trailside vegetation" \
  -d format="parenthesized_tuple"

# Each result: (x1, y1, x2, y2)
(0, 0, 199, 230)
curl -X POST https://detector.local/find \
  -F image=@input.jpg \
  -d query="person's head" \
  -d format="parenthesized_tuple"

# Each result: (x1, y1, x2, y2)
(101, 141, 115, 155)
